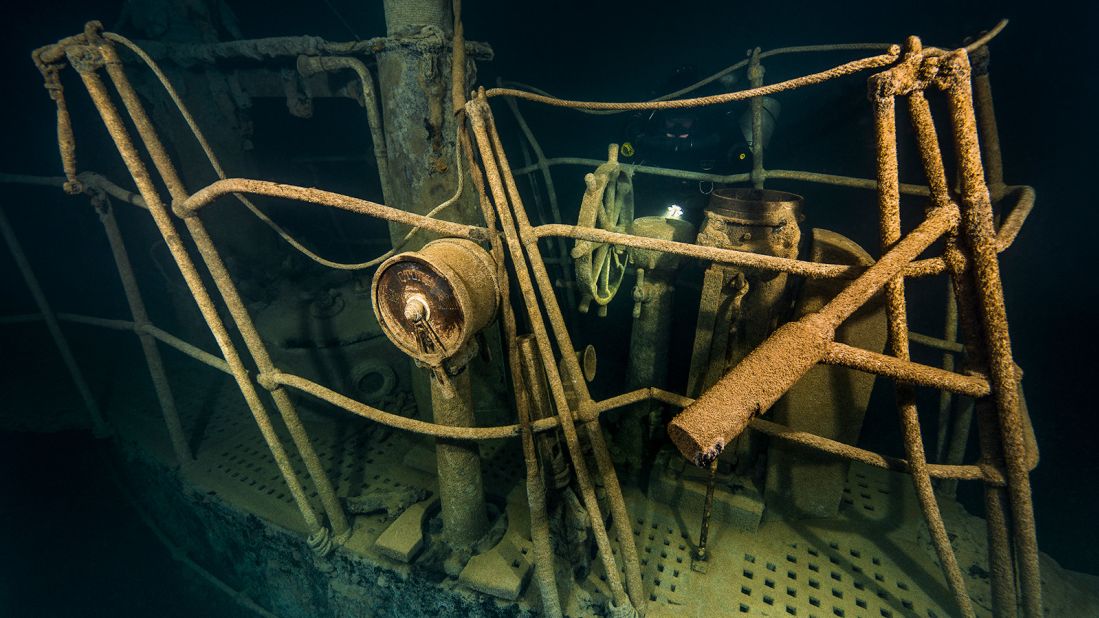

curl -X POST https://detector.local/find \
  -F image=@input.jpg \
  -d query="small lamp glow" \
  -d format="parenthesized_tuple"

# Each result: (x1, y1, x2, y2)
(666, 204, 684, 219)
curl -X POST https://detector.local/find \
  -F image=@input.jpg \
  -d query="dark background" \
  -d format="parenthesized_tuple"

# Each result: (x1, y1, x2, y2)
(1, 0, 1095, 614)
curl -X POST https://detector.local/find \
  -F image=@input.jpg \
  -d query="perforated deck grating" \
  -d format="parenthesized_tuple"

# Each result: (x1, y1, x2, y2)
(584, 462, 973, 617)
(106, 360, 993, 616)
(730, 538, 951, 617)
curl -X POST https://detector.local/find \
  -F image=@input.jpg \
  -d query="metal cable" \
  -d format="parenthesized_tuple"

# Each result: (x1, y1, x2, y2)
(103, 32, 463, 271)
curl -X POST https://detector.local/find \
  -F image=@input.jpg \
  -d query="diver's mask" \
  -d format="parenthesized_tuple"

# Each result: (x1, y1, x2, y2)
(664, 115, 696, 139)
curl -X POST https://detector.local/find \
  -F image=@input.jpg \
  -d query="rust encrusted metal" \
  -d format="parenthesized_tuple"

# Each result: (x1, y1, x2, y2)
(481, 107, 648, 611)
(941, 49, 1042, 618)
(66, 46, 334, 553)
(869, 39, 972, 617)
(485, 49, 902, 110)
(466, 99, 639, 613)
(96, 37, 353, 544)
(296, 54, 392, 202)
(12, 19, 1039, 617)
(94, 192, 192, 468)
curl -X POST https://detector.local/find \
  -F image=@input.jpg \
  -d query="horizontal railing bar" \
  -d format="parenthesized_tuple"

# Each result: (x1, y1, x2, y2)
(268, 371, 559, 440)
(0, 308, 1008, 485)
(175, 178, 489, 242)
(510, 159, 931, 197)
(823, 341, 989, 397)
(2, 311, 229, 373)
(588, 386, 1007, 486)
(535, 223, 942, 280)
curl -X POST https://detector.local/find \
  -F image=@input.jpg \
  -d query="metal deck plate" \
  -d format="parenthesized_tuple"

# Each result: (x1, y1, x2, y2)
(109, 360, 995, 616)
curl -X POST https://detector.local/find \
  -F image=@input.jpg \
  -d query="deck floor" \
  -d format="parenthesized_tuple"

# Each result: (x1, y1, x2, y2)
(98, 342, 999, 617)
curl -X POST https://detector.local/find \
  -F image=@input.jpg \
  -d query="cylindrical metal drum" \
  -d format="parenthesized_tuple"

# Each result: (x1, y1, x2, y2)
(372, 238, 499, 366)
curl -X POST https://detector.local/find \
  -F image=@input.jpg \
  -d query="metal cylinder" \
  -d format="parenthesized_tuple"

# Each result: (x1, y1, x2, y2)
(703, 188, 802, 234)
(618, 216, 696, 471)
(688, 188, 803, 398)
(430, 369, 490, 550)
(372, 238, 499, 367)
(371, 238, 497, 552)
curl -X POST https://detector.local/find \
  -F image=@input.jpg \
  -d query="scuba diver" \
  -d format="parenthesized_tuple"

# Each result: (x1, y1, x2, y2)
(619, 66, 781, 223)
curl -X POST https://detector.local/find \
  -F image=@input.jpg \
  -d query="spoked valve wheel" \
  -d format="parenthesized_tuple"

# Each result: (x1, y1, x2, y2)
(571, 144, 634, 317)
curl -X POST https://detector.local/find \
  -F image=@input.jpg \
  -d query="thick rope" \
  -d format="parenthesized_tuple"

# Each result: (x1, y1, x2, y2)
(487, 49, 900, 110)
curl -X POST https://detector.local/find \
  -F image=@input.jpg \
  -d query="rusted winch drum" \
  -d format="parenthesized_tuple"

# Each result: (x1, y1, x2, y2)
(371, 239, 499, 372)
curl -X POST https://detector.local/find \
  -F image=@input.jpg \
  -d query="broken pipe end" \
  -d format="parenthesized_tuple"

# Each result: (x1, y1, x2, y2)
(668, 314, 836, 466)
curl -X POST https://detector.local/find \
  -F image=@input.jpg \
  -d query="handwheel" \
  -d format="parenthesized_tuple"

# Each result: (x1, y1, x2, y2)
(572, 144, 635, 316)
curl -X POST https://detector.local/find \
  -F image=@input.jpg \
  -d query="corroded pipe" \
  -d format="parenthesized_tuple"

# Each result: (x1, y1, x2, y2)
(669, 314, 835, 466)
(908, 67, 1019, 617)
(459, 115, 563, 616)
(971, 47, 1004, 197)
(0, 303, 1018, 494)
(667, 202, 957, 466)
(512, 159, 933, 197)
(482, 109, 646, 612)
(871, 75, 973, 618)
(940, 50, 1042, 617)
(748, 48, 765, 189)
(586, 386, 1014, 486)
(176, 177, 485, 241)
(269, 371, 554, 438)
(97, 41, 352, 542)
(515, 336, 563, 617)
(485, 48, 901, 110)
(935, 283, 959, 463)
(466, 100, 637, 613)
(430, 371, 490, 551)
(4, 312, 230, 374)
(500, 90, 576, 317)
(536, 223, 943, 280)
(822, 341, 989, 397)
(296, 55, 392, 203)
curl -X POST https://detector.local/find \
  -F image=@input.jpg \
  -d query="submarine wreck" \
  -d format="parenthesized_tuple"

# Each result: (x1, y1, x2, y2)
(2, 1, 1098, 616)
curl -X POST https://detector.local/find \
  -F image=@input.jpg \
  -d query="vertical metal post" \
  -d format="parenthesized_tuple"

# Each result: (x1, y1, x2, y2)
(748, 48, 766, 189)
(479, 105, 647, 612)
(514, 338, 563, 618)
(0, 203, 108, 436)
(942, 50, 1042, 618)
(430, 370, 490, 551)
(463, 120, 562, 616)
(935, 282, 959, 463)
(95, 197, 192, 468)
(970, 47, 1004, 199)
(695, 458, 718, 563)
(467, 101, 636, 613)
(623, 271, 677, 468)
(377, 0, 480, 250)
(872, 56, 973, 616)
(907, 78, 1018, 617)
(502, 94, 577, 324)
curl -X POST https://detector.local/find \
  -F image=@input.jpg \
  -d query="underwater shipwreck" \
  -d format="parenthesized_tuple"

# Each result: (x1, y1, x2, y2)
(4, 2, 1098, 617)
